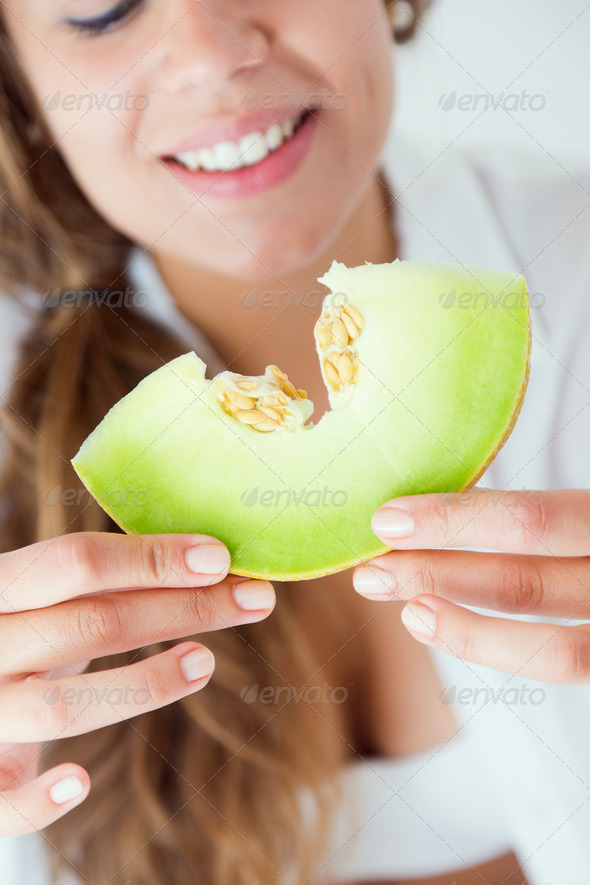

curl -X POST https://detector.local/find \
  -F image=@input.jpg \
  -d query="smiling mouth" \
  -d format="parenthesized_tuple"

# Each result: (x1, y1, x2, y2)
(164, 109, 312, 174)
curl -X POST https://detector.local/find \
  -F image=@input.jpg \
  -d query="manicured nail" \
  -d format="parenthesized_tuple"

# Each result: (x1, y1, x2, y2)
(353, 565, 395, 598)
(401, 602, 436, 639)
(180, 647, 215, 683)
(185, 544, 230, 576)
(232, 580, 275, 611)
(372, 507, 415, 539)
(50, 775, 84, 805)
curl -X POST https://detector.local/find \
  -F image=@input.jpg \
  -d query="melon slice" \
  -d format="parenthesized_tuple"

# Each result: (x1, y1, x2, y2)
(71, 260, 531, 581)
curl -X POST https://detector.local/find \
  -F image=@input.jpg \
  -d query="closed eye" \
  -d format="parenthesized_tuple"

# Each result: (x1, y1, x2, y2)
(66, 0, 146, 37)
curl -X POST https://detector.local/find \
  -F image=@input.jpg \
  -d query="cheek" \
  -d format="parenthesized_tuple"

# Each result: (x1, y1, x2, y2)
(6, 16, 152, 215)
(282, 3, 394, 186)
(328, 14, 395, 161)
(44, 114, 153, 238)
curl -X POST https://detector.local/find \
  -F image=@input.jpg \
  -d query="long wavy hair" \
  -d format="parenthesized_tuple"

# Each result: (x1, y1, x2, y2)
(0, 2, 429, 883)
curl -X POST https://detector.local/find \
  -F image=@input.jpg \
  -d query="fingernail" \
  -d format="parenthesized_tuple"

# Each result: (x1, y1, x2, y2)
(180, 647, 215, 683)
(372, 507, 415, 539)
(353, 565, 396, 598)
(232, 580, 275, 611)
(185, 544, 230, 576)
(401, 602, 436, 639)
(50, 775, 84, 805)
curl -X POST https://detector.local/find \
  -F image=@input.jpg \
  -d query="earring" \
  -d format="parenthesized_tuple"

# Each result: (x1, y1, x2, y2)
(388, 1, 415, 34)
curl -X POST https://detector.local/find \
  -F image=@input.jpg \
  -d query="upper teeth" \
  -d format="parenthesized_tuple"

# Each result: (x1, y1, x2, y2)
(174, 113, 304, 173)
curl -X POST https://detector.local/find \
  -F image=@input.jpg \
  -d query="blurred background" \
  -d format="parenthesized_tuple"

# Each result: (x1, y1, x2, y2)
(391, 0, 589, 174)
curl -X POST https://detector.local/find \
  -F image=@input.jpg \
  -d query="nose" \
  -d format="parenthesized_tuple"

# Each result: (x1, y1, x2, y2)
(157, 2, 271, 94)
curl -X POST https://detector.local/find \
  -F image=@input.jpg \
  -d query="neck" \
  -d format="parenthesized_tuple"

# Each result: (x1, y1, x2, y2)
(151, 171, 398, 381)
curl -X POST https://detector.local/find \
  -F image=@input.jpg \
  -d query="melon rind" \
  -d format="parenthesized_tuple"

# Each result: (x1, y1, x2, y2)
(71, 260, 531, 581)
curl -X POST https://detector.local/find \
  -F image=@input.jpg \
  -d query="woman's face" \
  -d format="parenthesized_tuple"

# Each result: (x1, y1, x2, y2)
(4, 1, 395, 279)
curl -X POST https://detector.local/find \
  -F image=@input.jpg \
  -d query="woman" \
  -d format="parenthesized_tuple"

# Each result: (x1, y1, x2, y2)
(1, 1, 590, 883)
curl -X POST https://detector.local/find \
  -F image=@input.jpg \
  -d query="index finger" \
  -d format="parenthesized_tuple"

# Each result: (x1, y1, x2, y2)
(371, 489, 589, 557)
(0, 532, 232, 614)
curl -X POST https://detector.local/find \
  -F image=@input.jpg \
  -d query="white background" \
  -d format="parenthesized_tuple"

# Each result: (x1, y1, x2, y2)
(393, 0, 590, 174)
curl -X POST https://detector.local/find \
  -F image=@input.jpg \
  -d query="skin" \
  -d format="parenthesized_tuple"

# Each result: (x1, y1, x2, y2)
(0, 531, 277, 835)
(360, 489, 590, 685)
(0, 0, 587, 875)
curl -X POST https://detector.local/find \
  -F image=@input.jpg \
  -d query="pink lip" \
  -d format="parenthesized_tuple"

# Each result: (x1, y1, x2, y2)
(162, 104, 311, 157)
(162, 109, 318, 200)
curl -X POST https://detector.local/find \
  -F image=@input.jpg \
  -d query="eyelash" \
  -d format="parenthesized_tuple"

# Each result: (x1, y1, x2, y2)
(67, 0, 145, 37)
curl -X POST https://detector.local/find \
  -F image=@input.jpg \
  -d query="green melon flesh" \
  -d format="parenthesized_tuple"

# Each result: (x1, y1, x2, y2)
(71, 260, 530, 581)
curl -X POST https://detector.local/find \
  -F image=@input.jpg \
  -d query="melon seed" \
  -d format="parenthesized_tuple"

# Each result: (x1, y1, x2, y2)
(340, 312, 360, 339)
(324, 360, 341, 390)
(281, 380, 298, 399)
(343, 305, 364, 331)
(260, 406, 283, 423)
(336, 351, 354, 384)
(315, 320, 333, 347)
(330, 318, 349, 346)
(236, 409, 267, 425)
(270, 365, 288, 382)
(255, 419, 280, 432)
(227, 390, 257, 410)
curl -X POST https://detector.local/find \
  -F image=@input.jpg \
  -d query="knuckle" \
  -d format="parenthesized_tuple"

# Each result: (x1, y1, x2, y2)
(431, 502, 452, 541)
(496, 558, 545, 613)
(141, 664, 171, 707)
(513, 497, 551, 552)
(450, 628, 474, 663)
(139, 537, 175, 586)
(54, 533, 103, 587)
(29, 686, 72, 734)
(74, 595, 125, 651)
(185, 588, 219, 631)
(547, 629, 590, 683)
(412, 557, 438, 598)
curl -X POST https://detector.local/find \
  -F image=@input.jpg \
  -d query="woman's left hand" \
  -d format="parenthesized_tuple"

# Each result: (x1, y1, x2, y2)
(352, 489, 590, 684)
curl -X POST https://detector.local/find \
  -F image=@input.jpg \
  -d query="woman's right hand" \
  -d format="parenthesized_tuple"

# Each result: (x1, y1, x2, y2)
(0, 530, 275, 837)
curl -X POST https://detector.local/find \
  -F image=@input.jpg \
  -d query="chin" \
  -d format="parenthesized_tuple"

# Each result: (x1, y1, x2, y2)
(232, 211, 348, 281)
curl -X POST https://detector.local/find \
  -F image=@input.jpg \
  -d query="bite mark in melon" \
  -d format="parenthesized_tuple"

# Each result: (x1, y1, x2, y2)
(71, 259, 531, 581)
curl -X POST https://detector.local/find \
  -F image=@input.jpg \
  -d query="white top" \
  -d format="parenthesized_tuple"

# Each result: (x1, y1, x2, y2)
(2, 134, 590, 883)
(298, 729, 512, 882)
